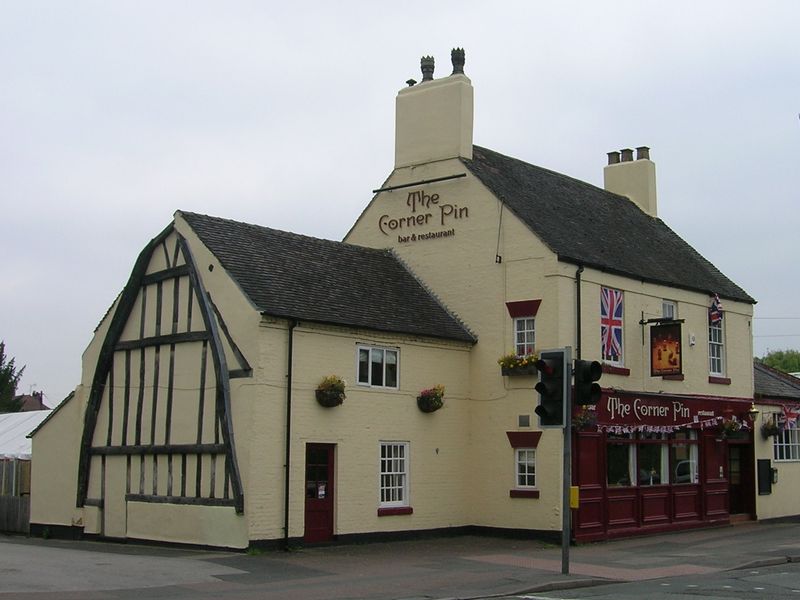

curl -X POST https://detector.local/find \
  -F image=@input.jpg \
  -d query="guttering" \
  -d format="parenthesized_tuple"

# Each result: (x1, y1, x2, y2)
(283, 319, 298, 550)
(576, 265, 584, 360)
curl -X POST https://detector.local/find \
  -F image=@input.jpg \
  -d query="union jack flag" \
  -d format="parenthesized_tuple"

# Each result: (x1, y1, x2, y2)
(601, 287, 624, 362)
(709, 293, 723, 324)
(783, 405, 799, 428)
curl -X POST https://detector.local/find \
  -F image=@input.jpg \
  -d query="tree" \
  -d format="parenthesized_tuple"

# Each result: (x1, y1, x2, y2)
(0, 341, 26, 412)
(757, 349, 800, 374)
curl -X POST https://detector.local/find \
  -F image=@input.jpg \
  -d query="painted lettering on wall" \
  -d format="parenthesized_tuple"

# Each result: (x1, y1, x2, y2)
(378, 188, 469, 241)
(607, 396, 693, 423)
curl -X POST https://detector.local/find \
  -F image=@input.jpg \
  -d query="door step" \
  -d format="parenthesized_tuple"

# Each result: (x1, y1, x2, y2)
(730, 513, 754, 524)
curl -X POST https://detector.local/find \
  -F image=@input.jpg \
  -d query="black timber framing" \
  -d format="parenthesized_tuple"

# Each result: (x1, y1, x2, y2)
(76, 225, 246, 514)
(90, 443, 227, 456)
(125, 494, 236, 507)
(178, 235, 245, 513)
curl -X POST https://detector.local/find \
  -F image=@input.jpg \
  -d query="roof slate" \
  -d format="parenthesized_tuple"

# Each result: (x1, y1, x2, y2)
(754, 361, 800, 401)
(462, 146, 755, 304)
(180, 212, 475, 343)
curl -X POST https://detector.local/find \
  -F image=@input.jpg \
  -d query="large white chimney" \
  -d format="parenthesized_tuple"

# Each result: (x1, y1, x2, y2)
(394, 48, 474, 169)
(603, 146, 658, 216)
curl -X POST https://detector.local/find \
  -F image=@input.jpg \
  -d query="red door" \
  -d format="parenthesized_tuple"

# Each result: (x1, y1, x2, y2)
(304, 444, 335, 542)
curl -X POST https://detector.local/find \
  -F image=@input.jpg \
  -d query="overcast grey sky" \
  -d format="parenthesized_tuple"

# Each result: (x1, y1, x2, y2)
(2, 1, 798, 407)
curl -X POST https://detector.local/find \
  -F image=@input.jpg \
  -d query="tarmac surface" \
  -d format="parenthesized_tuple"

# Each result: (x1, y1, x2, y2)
(2, 521, 800, 599)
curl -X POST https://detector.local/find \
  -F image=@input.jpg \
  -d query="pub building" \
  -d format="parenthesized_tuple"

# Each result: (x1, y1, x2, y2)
(29, 50, 796, 549)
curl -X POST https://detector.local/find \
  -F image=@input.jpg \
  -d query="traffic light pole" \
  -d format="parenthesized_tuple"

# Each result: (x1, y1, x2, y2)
(561, 346, 572, 575)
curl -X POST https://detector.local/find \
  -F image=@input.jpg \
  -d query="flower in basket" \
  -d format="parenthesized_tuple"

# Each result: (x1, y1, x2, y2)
(315, 375, 346, 407)
(572, 406, 597, 430)
(717, 417, 742, 439)
(498, 351, 538, 374)
(761, 416, 781, 439)
(417, 384, 445, 413)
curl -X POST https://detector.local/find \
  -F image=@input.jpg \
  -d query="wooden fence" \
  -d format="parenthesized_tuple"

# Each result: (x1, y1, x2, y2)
(0, 495, 29, 533)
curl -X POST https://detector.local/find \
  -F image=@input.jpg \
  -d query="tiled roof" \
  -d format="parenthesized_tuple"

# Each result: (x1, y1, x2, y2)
(462, 146, 755, 304)
(180, 212, 475, 343)
(754, 361, 800, 402)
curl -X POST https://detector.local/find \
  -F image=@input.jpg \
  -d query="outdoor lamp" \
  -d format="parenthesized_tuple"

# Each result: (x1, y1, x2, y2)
(748, 403, 759, 421)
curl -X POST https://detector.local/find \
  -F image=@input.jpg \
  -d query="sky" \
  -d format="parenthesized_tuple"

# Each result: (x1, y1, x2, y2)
(2, 1, 799, 407)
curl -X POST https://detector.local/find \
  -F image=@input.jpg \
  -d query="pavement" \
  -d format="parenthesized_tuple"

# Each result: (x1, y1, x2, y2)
(2, 521, 800, 599)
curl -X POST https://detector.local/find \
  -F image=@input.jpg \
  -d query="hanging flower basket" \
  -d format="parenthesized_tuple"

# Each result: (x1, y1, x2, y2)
(417, 384, 445, 413)
(761, 417, 781, 439)
(572, 406, 597, 431)
(716, 417, 743, 440)
(498, 352, 538, 376)
(315, 375, 346, 408)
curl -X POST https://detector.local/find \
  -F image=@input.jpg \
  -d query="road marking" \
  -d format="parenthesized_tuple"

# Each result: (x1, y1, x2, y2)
(754, 588, 765, 591)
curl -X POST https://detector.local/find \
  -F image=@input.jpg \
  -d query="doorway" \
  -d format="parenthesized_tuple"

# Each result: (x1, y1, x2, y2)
(304, 443, 335, 542)
(728, 443, 755, 517)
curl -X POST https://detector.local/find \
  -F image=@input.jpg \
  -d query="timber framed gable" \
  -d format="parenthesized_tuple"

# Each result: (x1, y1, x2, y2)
(76, 225, 250, 517)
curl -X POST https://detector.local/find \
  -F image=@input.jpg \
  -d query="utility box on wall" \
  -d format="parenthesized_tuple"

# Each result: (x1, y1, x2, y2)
(757, 459, 773, 495)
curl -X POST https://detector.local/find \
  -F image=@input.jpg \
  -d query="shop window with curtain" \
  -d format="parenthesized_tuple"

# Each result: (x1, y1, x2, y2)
(607, 433, 635, 486)
(606, 431, 699, 487)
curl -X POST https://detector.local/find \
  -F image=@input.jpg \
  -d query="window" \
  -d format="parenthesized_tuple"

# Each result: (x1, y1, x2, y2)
(670, 431, 699, 484)
(358, 345, 398, 388)
(774, 422, 800, 461)
(708, 318, 724, 376)
(637, 433, 668, 486)
(379, 442, 409, 507)
(601, 287, 624, 365)
(607, 433, 635, 486)
(606, 431, 698, 486)
(515, 449, 536, 488)
(662, 300, 677, 320)
(514, 317, 536, 355)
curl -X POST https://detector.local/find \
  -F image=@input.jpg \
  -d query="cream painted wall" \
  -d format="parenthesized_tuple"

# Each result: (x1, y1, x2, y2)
(127, 502, 248, 548)
(29, 387, 85, 529)
(753, 403, 800, 520)
(243, 320, 473, 540)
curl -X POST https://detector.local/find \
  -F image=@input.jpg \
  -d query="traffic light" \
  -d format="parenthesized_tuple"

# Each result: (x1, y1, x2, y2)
(534, 350, 568, 427)
(574, 359, 602, 406)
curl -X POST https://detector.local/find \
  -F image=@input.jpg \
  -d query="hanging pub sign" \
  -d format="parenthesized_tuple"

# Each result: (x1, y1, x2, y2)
(650, 322, 682, 377)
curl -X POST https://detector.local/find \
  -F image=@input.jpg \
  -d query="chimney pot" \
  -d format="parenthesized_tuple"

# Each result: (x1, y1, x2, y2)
(607, 151, 621, 165)
(620, 148, 634, 162)
(420, 56, 435, 81)
(636, 146, 650, 160)
(451, 47, 465, 75)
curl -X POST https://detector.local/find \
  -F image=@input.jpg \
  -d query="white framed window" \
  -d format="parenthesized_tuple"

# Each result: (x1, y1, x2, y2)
(774, 422, 800, 461)
(662, 300, 677, 320)
(515, 448, 536, 488)
(514, 317, 536, 356)
(357, 345, 398, 388)
(708, 319, 724, 376)
(379, 442, 409, 506)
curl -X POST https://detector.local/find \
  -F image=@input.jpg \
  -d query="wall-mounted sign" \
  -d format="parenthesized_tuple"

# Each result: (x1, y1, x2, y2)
(597, 391, 750, 433)
(378, 188, 469, 243)
(650, 322, 682, 377)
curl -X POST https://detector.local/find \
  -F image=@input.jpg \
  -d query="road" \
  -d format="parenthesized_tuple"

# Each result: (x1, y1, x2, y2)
(507, 562, 800, 600)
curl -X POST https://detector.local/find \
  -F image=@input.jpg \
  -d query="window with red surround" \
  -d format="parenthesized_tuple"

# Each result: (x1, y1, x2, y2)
(602, 364, 630, 376)
(708, 376, 731, 385)
(377, 506, 413, 517)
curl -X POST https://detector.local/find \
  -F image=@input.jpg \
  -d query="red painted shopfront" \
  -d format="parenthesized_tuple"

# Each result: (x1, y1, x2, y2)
(572, 391, 755, 542)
